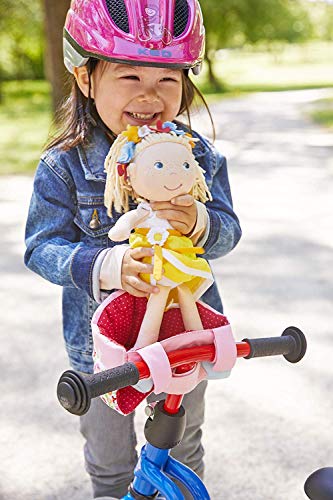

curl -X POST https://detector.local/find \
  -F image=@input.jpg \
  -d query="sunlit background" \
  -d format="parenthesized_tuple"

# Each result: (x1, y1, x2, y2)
(1, 2, 333, 500)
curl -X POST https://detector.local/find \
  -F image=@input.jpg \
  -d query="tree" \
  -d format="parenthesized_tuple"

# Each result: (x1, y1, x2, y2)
(201, 0, 314, 89)
(43, 0, 71, 112)
(0, 0, 44, 100)
(306, 1, 333, 40)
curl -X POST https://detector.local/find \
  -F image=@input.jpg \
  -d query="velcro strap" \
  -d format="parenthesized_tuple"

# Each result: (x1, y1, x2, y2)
(136, 342, 172, 395)
(212, 325, 237, 371)
(167, 363, 205, 395)
(92, 328, 127, 369)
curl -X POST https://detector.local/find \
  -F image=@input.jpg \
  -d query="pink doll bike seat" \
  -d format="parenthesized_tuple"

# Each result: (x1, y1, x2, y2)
(92, 290, 236, 415)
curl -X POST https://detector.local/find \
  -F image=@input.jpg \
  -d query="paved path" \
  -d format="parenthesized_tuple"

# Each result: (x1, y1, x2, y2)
(1, 89, 333, 500)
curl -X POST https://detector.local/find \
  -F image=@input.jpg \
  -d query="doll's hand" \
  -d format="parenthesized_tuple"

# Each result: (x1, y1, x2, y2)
(150, 194, 197, 235)
(121, 247, 160, 297)
(108, 225, 131, 242)
(109, 206, 150, 241)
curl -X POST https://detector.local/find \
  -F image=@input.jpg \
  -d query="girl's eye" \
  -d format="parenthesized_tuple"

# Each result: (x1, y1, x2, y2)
(121, 75, 140, 80)
(154, 161, 164, 170)
(183, 162, 190, 170)
(160, 77, 181, 83)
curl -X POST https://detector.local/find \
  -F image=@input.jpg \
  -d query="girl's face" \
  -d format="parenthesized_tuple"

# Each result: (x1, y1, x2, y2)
(128, 141, 197, 202)
(92, 63, 183, 135)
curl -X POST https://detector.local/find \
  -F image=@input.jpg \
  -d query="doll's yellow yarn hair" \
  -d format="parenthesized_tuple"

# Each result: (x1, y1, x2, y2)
(104, 130, 212, 215)
(104, 133, 132, 215)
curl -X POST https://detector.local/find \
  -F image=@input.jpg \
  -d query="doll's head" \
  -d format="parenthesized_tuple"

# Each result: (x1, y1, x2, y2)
(104, 121, 212, 215)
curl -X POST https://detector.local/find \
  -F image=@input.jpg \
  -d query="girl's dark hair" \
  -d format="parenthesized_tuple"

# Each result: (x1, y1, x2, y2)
(46, 59, 215, 151)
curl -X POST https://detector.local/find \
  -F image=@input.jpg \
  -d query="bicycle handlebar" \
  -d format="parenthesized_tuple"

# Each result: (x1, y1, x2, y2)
(57, 326, 306, 416)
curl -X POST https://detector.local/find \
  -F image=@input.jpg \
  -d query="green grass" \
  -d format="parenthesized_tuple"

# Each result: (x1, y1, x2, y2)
(310, 98, 333, 128)
(1, 41, 333, 175)
(197, 41, 333, 94)
(0, 80, 51, 175)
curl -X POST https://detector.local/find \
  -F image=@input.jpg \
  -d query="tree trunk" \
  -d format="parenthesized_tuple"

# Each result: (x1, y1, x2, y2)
(0, 68, 3, 104)
(204, 47, 223, 92)
(43, 0, 71, 114)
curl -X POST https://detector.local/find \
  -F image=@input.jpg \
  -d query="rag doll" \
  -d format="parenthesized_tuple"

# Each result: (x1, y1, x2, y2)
(92, 122, 236, 415)
(104, 121, 214, 350)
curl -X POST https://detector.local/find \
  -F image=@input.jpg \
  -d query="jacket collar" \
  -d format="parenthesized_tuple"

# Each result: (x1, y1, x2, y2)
(78, 127, 112, 182)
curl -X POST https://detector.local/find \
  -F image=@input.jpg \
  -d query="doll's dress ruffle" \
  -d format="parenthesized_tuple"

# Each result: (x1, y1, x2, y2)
(129, 202, 213, 303)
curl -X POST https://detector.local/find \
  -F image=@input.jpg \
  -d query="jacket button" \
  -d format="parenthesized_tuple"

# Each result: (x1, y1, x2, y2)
(89, 209, 101, 229)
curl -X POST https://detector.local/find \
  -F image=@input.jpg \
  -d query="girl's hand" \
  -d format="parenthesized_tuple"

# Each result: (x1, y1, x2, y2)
(121, 247, 160, 297)
(150, 194, 197, 235)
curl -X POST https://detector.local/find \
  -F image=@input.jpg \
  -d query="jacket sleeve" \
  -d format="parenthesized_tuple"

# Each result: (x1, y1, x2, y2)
(24, 159, 104, 298)
(203, 151, 242, 259)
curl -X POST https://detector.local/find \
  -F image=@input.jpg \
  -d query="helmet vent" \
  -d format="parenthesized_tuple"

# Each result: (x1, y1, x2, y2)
(174, 0, 189, 37)
(105, 0, 130, 34)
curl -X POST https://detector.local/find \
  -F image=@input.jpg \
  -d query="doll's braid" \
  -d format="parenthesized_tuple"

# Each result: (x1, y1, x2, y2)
(104, 134, 134, 214)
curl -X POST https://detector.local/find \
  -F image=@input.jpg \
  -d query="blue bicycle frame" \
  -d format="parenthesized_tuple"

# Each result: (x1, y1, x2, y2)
(123, 442, 209, 499)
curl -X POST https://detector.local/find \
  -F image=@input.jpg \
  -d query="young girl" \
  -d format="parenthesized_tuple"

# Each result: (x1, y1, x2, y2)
(25, 1, 242, 498)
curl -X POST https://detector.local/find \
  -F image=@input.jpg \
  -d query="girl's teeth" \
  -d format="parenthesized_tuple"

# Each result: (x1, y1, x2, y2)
(129, 112, 155, 120)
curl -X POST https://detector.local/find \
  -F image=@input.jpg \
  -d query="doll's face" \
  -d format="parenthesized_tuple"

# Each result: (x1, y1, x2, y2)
(128, 141, 197, 202)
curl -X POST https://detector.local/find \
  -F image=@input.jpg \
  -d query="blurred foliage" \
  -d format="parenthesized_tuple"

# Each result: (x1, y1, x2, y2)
(0, 80, 51, 175)
(199, 0, 321, 89)
(197, 41, 333, 93)
(201, 0, 314, 52)
(202, 0, 333, 50)
(306, 0, 333, 39)
(0, 0, 332, 84)
(0, 0, 44, 80)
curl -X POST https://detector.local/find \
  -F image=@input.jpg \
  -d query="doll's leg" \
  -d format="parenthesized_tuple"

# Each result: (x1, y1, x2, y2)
(133, 285, 171, 349)
(177, 283, 203, 331)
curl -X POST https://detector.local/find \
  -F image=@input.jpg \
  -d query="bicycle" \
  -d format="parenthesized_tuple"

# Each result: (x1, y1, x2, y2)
(57, 326, 306, 500)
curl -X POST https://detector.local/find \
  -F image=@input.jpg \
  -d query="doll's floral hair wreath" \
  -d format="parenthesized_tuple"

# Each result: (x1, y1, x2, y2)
(116, 121, 197, 181)
(104, 121, 212, 215)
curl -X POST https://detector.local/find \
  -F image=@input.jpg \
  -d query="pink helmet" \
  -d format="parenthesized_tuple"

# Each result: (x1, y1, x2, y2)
(64, 0, 205, 75)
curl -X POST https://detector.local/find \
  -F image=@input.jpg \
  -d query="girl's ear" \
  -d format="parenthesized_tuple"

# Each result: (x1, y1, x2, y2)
(73, 66, 93, 98)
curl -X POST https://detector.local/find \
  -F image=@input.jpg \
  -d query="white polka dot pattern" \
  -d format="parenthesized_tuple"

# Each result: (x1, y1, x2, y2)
(94, 292, 229, 415)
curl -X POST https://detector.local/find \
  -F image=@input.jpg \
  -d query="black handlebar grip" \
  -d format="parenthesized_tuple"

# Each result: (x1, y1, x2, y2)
(243, 326, 306, 363)
(57, 362, 140, 416)
(304, 467, 333, 499)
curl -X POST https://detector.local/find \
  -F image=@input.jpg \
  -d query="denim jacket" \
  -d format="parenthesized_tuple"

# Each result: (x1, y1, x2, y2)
(25, 125, 241, 373)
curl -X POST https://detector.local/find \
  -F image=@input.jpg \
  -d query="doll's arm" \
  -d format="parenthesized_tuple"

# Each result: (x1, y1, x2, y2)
(108, 205, 150, 241)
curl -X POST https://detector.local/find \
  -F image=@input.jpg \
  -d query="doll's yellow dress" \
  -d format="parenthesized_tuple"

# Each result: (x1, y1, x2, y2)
(129, 202, 213, 305)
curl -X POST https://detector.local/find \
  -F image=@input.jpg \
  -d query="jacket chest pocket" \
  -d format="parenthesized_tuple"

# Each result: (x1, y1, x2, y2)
(74, 196, 114, 246)
(74, 195, 139, 246)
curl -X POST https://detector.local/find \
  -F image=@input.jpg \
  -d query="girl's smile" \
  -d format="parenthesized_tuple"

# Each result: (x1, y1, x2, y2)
(124, 111, 161, 126)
